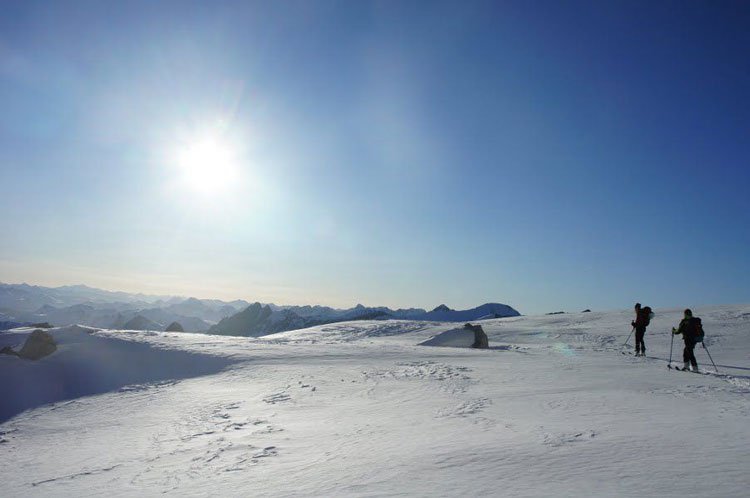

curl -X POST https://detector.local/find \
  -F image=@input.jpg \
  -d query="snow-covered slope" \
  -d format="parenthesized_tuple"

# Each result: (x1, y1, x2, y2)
(1, 305, 749, 497)
(0, 326, 233, 422)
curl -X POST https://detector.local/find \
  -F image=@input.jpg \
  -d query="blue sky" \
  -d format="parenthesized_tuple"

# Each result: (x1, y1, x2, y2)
(1, 1, 748, 314)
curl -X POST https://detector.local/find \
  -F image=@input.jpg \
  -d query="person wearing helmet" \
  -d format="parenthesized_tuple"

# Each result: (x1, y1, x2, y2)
(672, 308, 702, 371)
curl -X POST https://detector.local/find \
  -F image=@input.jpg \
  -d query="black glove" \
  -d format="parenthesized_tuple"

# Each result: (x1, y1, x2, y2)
(631, 321, 635, 327)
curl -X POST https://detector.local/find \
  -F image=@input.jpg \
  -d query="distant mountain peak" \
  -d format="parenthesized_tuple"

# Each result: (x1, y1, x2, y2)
(122, 315, 161, 331)
(165, 321, 184, 332)
(432, 304, 453, 313)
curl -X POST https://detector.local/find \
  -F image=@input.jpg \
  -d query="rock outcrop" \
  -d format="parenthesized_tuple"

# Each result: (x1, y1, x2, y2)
(464, 323, 489, 349)
(0, 329, 58, 360)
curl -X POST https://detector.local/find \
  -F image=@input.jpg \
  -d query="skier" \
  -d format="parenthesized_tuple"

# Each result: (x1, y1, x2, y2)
(631, 303, 652, 356)
(672, 309, 702, 371)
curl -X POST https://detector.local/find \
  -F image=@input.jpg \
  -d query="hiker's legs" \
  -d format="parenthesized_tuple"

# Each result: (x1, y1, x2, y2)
(683, 341, 698, 369)
(635, 327, 646, 354)
(686, 341, 698, 369)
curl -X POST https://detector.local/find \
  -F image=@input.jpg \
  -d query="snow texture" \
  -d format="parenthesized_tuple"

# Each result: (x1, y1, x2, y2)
(1, 305, 749, 497)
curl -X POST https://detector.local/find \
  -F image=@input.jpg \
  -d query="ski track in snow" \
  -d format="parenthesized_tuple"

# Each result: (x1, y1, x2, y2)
(1, 305, 750, 496)
(31, 465, 122, 487)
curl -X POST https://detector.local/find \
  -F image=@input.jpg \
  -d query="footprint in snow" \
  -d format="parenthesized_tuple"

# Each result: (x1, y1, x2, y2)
(437, 398, 492, 418)
(542, 430, 597, 447)
(252, 446, 278, 461)
(263, 392, 292, 404)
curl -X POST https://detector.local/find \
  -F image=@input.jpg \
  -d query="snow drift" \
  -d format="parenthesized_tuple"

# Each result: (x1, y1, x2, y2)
(0, 325, 233, 423)
(419, 327, 477, 347)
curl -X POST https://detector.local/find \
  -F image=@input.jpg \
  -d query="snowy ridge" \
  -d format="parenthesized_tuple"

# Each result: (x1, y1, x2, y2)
(1, 305, 749, 496)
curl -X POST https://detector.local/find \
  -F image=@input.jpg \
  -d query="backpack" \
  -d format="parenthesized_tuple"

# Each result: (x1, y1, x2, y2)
(693, 317, 704, 343)
(642, 306, 653, 326)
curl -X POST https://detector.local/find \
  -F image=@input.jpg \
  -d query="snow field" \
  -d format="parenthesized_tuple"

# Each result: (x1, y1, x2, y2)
(1, 305, 749, 496)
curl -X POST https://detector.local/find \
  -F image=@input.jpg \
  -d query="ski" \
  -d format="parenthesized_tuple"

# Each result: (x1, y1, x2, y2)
(622, 352, 647, 357)
(669, 364, 735, 379)
(671, 366, 708, 374)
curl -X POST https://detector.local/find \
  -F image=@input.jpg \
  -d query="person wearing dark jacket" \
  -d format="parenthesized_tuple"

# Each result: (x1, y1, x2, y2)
(631, 303, 651, 356)
(673, 308, 702, 371)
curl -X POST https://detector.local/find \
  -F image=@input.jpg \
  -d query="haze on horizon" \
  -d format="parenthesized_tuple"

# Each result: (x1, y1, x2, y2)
(1, 1, 749, 315)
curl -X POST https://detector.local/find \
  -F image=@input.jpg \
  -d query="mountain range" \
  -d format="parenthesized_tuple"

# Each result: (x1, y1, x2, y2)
(0, 283, 249, 332)
(0, 282, 520, 336)
(208, 302, 520, 337)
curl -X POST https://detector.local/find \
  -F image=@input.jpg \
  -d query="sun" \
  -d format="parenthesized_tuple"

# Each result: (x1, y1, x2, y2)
(176, 137, 238, 194)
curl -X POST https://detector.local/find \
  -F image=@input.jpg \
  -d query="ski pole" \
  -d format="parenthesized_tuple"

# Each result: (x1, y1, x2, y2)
(623, 326, 634, 348)
(668, 328, 674, 369)
(702, 342, 718, 373)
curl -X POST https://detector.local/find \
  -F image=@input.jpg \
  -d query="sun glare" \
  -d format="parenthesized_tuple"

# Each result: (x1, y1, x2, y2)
(176, 137, 238, 195)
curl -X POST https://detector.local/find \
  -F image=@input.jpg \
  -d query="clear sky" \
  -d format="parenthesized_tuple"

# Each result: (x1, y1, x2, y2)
(1, 1, 748, 314)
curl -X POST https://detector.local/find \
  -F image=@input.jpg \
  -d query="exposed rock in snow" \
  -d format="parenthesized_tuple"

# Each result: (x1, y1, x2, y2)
(465, 323, 489, 348)
(18, 329, 57, 360)
(1, 329, 57, 360)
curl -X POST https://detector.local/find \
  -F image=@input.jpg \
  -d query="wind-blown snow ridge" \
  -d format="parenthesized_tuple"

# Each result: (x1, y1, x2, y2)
(0, 325, 234, 423)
